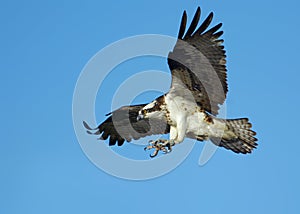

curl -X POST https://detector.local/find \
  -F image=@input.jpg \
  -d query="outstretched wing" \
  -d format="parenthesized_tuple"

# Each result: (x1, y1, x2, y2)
(168, 7, 228, 115)
(84, 104, 170, 146)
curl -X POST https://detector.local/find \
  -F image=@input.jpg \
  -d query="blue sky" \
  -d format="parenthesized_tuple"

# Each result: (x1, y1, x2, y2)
(1, 0, 300, 213)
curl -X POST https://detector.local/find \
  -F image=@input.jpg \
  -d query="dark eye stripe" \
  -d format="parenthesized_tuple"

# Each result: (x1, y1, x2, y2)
(147, 104, 160, 113)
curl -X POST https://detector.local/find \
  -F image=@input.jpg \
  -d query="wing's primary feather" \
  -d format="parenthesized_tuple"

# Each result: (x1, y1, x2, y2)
(178, 11, 187, 39)
(194, 12, 213, 35)
(184, 7, 200, 39)
(84, 104, 170, 146)
(168, 8, 228, 115)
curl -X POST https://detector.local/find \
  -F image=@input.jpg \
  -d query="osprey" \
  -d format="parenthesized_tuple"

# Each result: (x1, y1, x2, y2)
(84, 7, 258, 157)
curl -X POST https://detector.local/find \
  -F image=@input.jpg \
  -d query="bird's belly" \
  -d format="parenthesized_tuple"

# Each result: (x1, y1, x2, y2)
(186, 113, 227, 140)
(165, 94, 198, 126)
(186, 112, 209, 137)
(165, 94, 226, 139)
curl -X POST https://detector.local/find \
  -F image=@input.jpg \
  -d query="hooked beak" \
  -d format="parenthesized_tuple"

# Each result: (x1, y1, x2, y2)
(136, 114, 144, 121)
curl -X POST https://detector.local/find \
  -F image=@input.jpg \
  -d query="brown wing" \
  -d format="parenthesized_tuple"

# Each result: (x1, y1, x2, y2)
(168, 7, 227, 115)
(83, 104, 170, 146)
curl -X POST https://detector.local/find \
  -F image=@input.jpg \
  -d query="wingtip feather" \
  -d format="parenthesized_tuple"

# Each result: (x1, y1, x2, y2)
(195, 12, 214, 35)
(184, 6, 201, 39)
(83, 121, 96, 130)
(178, 10, 187, 39)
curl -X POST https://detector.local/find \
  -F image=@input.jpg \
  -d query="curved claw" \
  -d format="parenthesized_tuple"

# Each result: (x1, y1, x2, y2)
(166, 144, 172, 152)
(145, 139, 175, 158)
(150, 154, 156, 158)
(150, 149, 159, 158)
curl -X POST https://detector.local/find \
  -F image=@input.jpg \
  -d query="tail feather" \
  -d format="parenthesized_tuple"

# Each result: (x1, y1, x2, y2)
(211, 118, 258, 154)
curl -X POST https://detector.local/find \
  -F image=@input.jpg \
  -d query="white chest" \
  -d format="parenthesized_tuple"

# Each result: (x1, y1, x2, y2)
(165, 92, 217, 138)
(165, 93, 200, 125)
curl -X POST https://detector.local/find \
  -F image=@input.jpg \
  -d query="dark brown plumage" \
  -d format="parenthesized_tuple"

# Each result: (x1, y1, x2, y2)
(84, 103, 169, 146)
(168, 6, 227, 115)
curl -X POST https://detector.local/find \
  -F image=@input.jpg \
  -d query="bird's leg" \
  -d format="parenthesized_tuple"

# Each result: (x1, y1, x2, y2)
(144, 139, 175, 158)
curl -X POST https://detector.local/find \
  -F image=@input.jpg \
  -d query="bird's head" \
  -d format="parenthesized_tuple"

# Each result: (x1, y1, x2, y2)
(136, 100, 162, 121)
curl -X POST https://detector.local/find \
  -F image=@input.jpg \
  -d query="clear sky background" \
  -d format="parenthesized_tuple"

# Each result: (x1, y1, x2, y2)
(1, 0, 300, 213)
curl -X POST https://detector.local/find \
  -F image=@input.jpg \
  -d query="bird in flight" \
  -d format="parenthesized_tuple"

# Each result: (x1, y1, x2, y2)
(84, 6, 258, 158)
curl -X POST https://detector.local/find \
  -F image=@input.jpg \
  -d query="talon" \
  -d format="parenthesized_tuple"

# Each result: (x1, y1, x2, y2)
(164, 140, 174, 152)
(150, 149, 159, 158)
(144, 139, 175, 157)
(144, 145, 153, 151)
(161, 147, 168, 153)
(166, 143, 172, 151)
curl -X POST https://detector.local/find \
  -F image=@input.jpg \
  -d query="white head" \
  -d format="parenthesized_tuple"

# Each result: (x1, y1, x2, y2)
(136, 96, 165, 121)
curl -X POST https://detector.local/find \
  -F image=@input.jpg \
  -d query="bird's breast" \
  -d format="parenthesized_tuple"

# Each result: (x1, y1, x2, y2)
(164, 93, 201, 126)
